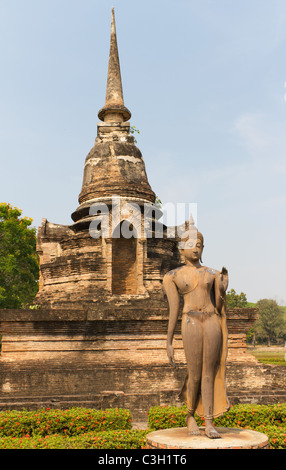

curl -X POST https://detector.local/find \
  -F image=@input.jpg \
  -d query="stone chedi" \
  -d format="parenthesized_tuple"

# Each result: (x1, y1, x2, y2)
(0, 10, 183, 417)
(35, 8, 178, 309)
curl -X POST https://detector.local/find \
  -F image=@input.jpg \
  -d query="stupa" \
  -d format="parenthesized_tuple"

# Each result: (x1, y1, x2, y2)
(35, 8, 179, 309)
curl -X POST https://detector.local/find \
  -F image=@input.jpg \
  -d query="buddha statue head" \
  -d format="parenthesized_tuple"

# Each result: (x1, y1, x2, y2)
(179, 219, 204, 264)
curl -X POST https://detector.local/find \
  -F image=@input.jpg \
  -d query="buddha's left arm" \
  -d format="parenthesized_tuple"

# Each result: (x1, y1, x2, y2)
(214, 267, 229, 314)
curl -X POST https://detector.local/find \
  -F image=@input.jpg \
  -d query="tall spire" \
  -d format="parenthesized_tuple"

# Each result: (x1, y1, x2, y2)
(98, 8, 131, 123)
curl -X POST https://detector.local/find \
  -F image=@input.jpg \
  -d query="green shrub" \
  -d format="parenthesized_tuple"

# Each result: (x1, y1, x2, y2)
(148, 403, 286, 430)
(215, 403, 286, 428)
(0, 430, 148, 449)
(148, 405, 200, 430)
(148, 405, 185, 430)
(0, 407, 132, 438)
(252, 425, 286, 450)
(73, 430, 148, 449)
(1, 404, 286, 449)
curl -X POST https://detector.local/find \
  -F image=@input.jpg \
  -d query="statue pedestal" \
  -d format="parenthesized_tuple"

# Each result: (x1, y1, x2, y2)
(146, 427, 269, 449)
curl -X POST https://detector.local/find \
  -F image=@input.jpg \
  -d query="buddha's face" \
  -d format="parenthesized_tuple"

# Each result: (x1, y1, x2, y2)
(181, 237, 204, 263)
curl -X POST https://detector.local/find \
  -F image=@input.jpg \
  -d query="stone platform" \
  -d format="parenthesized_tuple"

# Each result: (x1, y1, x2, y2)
(146, 427, 269, 449)
(0, 308, 286, 420)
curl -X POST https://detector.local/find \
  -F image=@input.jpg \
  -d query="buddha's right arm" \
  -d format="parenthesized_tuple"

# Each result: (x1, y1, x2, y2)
(163, 273, 180, 346)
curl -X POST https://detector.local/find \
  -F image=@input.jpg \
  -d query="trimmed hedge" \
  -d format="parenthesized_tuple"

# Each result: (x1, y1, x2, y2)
(248, 424, 286, 449)
(147, 403, 286, 449)
(148, 403, 286, 430)
(0, 430, 149, 449)
(148, 405, 192, 430)
(216, 403, 286, 428)
(0, 404, 286, 449)
(0, 407, 132, 438)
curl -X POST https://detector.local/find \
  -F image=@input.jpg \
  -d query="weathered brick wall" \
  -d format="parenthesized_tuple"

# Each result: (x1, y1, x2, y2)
(36, 217, 181, 308)
(0, 306, 284, 419)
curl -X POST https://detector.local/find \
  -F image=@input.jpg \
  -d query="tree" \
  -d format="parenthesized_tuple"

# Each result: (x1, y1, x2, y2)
(130, 125, 140, 144)
(254, 299, 286, 346)
(226, 289, 248, 308)
(0, 203, 39, 308)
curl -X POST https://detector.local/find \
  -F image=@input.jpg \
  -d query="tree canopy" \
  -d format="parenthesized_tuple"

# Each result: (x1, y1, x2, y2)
(254, 298, 286, 346)
(226, 288, 248, 308)
(0, 203, 39, 308)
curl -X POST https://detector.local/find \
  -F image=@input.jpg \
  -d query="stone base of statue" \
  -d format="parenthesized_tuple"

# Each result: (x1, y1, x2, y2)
(146, 427, 269, 449)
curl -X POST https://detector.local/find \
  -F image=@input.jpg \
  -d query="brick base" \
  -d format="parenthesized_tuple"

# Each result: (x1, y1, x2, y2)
(0, 307, 285, 420)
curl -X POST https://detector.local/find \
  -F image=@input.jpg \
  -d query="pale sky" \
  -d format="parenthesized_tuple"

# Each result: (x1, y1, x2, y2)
(1, 0, 286, 304)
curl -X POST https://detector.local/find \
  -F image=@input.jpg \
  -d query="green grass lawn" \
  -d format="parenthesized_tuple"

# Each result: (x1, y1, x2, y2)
(248, 346, 286, 365)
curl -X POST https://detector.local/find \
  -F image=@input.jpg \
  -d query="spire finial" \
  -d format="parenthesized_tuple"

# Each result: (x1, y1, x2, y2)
(98, 8, 131, 123)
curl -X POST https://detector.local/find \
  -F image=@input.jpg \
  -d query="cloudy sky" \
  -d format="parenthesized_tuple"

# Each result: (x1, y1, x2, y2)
(1, 0, 286, 303)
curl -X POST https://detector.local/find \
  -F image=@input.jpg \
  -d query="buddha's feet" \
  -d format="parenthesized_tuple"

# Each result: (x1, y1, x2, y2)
(186, 415, 201, 436)
(205, 423, 221, 439)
